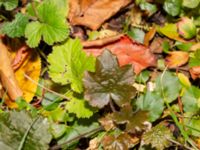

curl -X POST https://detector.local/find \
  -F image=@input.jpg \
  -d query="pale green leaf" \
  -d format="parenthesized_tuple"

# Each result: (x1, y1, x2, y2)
(183, 0, 200, 8)
(66, 96, 95, 118)
(48, 38, 95, 93)
(1, 13, 28, 38)
(163, 0, 182, 16)
(0, 0, 18, 10)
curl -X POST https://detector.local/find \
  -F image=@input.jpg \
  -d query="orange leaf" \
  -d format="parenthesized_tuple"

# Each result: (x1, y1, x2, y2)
(165, 51, 189, 68)
(84, 35, 157, 74)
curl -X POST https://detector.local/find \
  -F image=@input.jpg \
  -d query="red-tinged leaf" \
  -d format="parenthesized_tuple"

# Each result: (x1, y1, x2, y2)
(165, 51, 189, 68)
(102, 132, 139, 150)
(189, 66, 200, 80)
(84, 35, 157, 74)
(112, 104, 148, 133)
(83, 50, 136, 108)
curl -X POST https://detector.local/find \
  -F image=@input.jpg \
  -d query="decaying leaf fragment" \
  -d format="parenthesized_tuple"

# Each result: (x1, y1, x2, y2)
(68, 0, 132, 30)
(84, 35, 157, 74)
(83, 50, 136, 108)
(0, 40, 22, 100)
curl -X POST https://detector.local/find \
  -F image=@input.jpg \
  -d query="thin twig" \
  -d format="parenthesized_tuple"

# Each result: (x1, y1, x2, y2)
(50, 126, 103, 150)
(167, 138, 193, 150)
(24, 73, 70, 100)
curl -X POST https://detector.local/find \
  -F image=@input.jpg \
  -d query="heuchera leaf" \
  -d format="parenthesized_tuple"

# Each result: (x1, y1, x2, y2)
(0, 0, 18, 10)
(136, 91, 164, 122)
(0, 110, 52, 150)
(112, 105, 148, 133)
(155, 71, 181, 103)
(83, 50, 136, 108)
(65, 96, 95, 118)
(102, 132, 138, 150)
(142, 123, 174, 150)
(25, 0, 69, 47)
(1, 13, 28, 38)
(48, 38, 95, 93)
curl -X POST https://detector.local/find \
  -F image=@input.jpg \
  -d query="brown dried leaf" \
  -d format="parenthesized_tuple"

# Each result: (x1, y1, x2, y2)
(99, 114, 115, 131)
(68, 0, 131, 30)
(189, 66, 200, 80)
(165, 51, 189, 68)
(84, 35, 156, 74)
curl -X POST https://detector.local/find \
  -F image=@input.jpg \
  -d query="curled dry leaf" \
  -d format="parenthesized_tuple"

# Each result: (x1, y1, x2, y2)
(6, 49, 41, 108)
(189, 66, 200, 80)
(144, 27, 156, 46)
(99, 114, 115, 131)
(165, 51, 189, 68)
(84, 35, 157, 74)
(0, 40, 22, 100)
(68, 0, 131, 30)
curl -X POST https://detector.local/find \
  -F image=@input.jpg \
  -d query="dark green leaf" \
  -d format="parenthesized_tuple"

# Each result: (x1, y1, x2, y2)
(83, 50, 136, 108)
(0, 0, 18, 10)
(128, 27, 145, 43)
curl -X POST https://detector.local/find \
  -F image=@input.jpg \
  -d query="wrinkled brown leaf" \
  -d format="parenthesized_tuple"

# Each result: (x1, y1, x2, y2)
(165, 51, 189, 68)
(68, 0, 132, 30)
(99, 114, 115, 131)
(84, 35, 157, 74)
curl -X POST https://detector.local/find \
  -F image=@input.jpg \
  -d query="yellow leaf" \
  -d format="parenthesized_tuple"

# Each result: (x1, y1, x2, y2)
(6, 50, 41, 108)
(178, 73, 191, 88)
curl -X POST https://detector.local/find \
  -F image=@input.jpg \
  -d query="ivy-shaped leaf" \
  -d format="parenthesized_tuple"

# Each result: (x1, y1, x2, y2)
(112, 105, 148, 133)
(155, 71, 181, 103)
(142, 123, 174, 150)
(48, 38, 95, 93)
(25, 0, 69, 47)
(83, 50, 136, 108)
(0, 110, 52, 150)
(136, 91, 164, 122)
(1, 13, 28, 38)
(0, 0, 18, 10)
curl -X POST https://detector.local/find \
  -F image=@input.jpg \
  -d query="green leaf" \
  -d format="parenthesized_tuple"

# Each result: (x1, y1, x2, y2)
(175, 41, 192, 51)
(66, 96, 95, 118)
(1, 13, 28, 38)
(163, 0, 182, 16)
(189, 49, 200, 67)
(177, 17, 197, 39)
(25, 0, 69, 47)
(128, 27, 145, 44)
(183, 0, 200, 8)
(142, 123, 174, 150)
(139, 2, 157, 16)
(155, 71, 181, 103)
(135, 70, 150, 84)
(48, 38, 95, 93)
(83, 50, 136, 108)
(112, 105, 148, 133)
(136, 91, 164, 122)
(181, 86, 200, 112)
(49, 107, 69, 122)
(0, 0, 18, 10)
(0, 110, 52, 150)
(50, 123, 66, 139)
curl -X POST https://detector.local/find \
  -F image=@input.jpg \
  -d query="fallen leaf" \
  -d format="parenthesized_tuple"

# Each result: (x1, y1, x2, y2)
(68, 0, 131, 30)
(0, 40, 22, 101)
(165, 51, 189, 68)
(189, 66, 200, 80)
(144, 27, 156, 46)
(6, 50, 41, 108)
(83, 50, 136, 108)
(99, 114, 115, 131)
(84, 35, 157, 74)
(102, 132, 139, 150)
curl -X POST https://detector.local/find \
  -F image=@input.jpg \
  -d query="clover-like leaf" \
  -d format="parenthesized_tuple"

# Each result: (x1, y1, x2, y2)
(102, 132, 138, 150)
(136, 91, 164, 122)
(0, 110, 52, 150)
(112, 105, 148, 133)
(48, 38, 95, 93)
(83, 50, 136, 108)
(155, 71, 181, 103)
(142, 123, 174, 150)
(25, 0, 69, 47)
(1, 13, 28, 38)
(0, 0, 18, 10)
